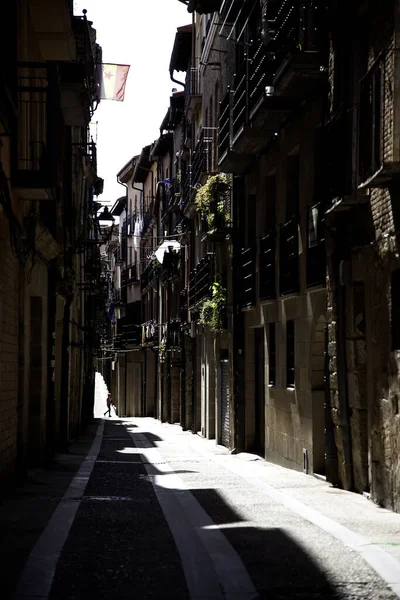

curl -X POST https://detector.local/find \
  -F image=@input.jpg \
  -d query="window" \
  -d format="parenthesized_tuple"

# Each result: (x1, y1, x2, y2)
(307, 203, 320, 249)
(391, 269, 400, 350)
(358, 62, 383, 184)
(286, 320, 295, 387)
(268, 323, 276, 386)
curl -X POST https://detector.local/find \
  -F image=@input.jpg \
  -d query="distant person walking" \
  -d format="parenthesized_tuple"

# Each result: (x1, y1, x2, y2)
(104, 393, 113, 418)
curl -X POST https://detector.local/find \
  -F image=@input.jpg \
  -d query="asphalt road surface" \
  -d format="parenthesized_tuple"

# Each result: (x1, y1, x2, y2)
(13, 417, 400, 600)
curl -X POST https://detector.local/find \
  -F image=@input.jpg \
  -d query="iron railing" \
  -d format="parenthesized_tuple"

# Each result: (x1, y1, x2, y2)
(219, 89, 231, 159)
(168, 319, 181, 349)
(259, 230, 276, 300)
(142, 199, 155, 236)
(188, 253, 214, 309)
(140, 260, 160, 293)
(161, 250, 182, 282)
(240, 245, 256, 308)
(180, 288, 188, 325)
(184, 61, 201, 108)
(142, 319, 157, 346)
(279, 215, 299, 296)
(121, 264, 138, 286)
(12, 62, 61, 190)
(191, 127, 218, 187)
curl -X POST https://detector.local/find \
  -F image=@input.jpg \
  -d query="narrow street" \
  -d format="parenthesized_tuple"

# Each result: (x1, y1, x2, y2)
(4, 409, 400, 600)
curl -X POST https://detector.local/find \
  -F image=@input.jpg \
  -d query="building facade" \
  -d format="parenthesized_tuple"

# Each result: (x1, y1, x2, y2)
(0, 0, 103, 488)
(104, 0, 400, 513)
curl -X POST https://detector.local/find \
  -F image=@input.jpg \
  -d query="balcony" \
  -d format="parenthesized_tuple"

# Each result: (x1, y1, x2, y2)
(188, 253, 214, 309)
(265, 1, 325, 96)
(185, 62, 202, 113)
(141, 259, 161, 293)
(162, 319, 181, 350)
(142, 320, 157, 347)
(306, 203, 326, 288)
(181, 168, 193, 211)
(164, 177, 181, 211)
(121, 264, 138, 287)
(0, 77, 16, 136)
(357, 59, 400, 188)
(72, 139, 97, 185)
(279, 216, 299, 296)
(191, 127, 218, 188)
(219, 2, 327, 170)
(259, 230, 276, 301)
(114, 246, 124, 264)
(12, 63, 61, 200)
(184, 0, 221, 14)
(180, 288, 188, 326)
(142, 199, 155, 236)
(121, 323, 142, 349)
(161, 250, 182, 283)
(198, 175, 232, 241)
(114, 317, 141, 350)
(240, 245, 256, 309)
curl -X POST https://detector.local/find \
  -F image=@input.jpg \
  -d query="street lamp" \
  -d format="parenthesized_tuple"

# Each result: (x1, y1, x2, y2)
(97, 206, 115, 244)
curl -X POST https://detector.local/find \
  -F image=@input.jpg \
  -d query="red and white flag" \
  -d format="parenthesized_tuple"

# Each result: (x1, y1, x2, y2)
(100, 64, 130, 101)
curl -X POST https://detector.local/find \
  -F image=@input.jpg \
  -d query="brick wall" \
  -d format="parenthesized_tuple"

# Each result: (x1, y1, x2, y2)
(0, 211, 19, 486)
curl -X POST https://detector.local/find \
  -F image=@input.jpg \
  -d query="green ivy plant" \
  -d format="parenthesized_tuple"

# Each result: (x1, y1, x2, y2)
(199, 281, 227, 332)
(195, 174, 231, 233)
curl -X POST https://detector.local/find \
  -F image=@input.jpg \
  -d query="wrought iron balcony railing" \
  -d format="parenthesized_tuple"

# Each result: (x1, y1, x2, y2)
(168, 319, 181, 349)
(185, 61, 201, 110)
(180, 288, 188, 326)
(181, 168, 193, 210)
(12, 63, 61, 196)
(140, 260, 160, 293)
(142, 319, 157, 347)
(188, 253, 215, 309)
(142, 199, 155, 236)
(191, 127, 218, 188)
(121, 264, 138, 286)
(232, 59, 247, 141)
(114, 246, 124, 264)
(219, 89, 231, 159)
(279, 215, 299, 296)
(259, 230, 276, 301)
(240, 245, 256, 309)
(161, 250, 182, 283)
(221, 2, 327, 155)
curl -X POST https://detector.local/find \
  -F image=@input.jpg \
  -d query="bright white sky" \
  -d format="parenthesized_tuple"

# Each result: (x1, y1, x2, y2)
(73, 0, 189, 204)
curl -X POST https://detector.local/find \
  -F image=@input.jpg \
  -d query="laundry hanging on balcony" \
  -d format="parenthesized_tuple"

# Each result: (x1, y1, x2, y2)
(100, 64, 130, 101)
(133, 217, 141, 251)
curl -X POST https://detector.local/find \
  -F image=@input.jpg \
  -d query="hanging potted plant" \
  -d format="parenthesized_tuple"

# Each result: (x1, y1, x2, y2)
(195, 174, 231, 235)
(199, 281, 227, 333)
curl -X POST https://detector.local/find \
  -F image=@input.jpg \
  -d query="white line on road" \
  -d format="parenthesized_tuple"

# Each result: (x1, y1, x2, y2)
(188, 438, 400, 599)
(129, 429, 258, 600)
(14, 420, 104, 600)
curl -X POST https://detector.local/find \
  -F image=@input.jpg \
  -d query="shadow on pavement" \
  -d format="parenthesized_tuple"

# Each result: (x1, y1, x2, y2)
(47, 420, 340, 599)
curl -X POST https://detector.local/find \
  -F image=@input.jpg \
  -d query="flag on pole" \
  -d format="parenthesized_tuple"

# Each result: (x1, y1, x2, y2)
(100, 64, 130, 101)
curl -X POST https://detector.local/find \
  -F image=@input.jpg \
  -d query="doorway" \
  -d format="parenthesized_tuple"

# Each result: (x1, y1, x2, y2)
(220, 358, 230, 447)
(254, 328, 266, 455)
(311, 316, 327, 475)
